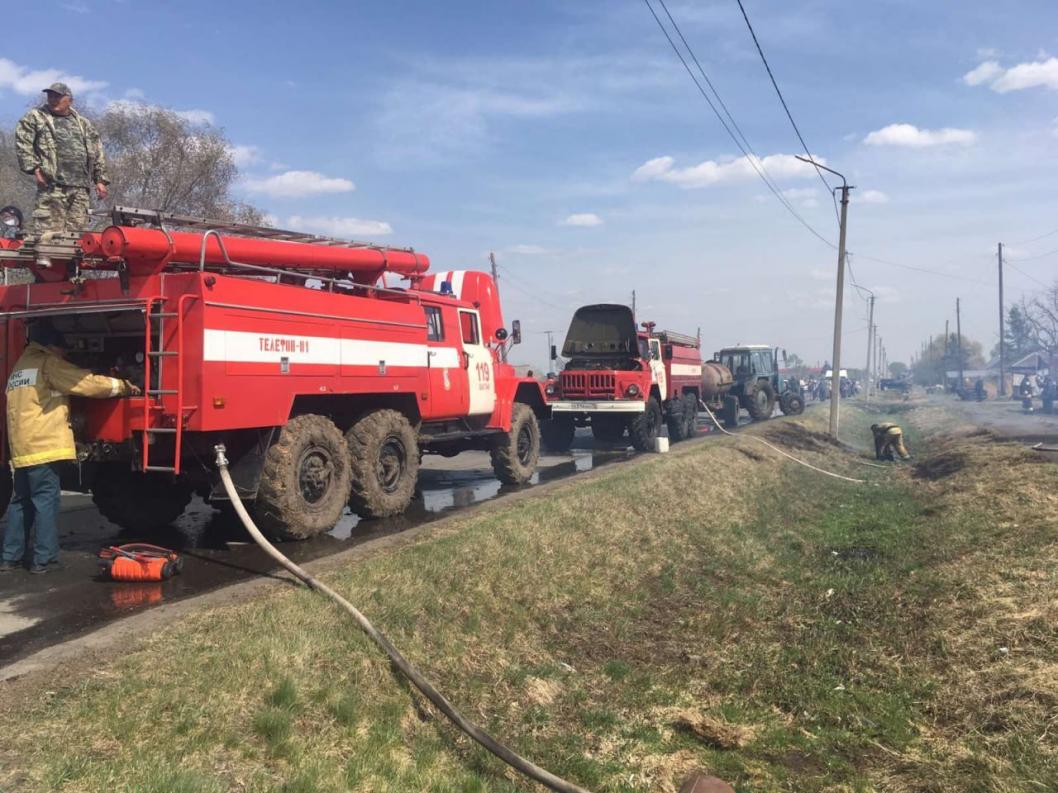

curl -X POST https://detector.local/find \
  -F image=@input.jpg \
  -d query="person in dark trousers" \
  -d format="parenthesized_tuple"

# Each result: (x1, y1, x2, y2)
(1, 321, 139, 573)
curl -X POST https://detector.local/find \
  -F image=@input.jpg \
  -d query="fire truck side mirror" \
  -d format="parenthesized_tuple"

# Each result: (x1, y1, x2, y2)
(550, 344, 557, 361)
(511, 320, 522, 345)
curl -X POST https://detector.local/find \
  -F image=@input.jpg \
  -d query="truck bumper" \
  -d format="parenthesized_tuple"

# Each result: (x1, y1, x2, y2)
(549, 400, 645, 413)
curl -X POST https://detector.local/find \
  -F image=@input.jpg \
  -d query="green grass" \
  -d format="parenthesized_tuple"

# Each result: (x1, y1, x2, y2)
(2, 403, 1056, 792)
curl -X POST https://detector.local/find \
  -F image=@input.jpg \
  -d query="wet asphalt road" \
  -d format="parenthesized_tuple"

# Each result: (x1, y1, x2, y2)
(0, 433, 652, 668)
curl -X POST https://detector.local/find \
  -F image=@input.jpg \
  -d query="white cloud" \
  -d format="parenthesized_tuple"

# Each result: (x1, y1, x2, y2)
(560, 212, 603, 227)
(871, 285, 901, 304)
(60, 0, 89, 13)
(809, 267, 833, 281)
(242, 170, 355, 198)
(286, 215, 393, 238)
(0, 57, 107, 97)
(507, 244, 547, 255)
(962, 61, 1002, 86)
(858, 189, 890, 204)
(863, 123, 977, 147)
(632, 153, 822, 189)
(227, 144, 261, 167)
(962, 57, 1058, 93)
(173, 108, 215, 125)
(991, 57, 1058, 92)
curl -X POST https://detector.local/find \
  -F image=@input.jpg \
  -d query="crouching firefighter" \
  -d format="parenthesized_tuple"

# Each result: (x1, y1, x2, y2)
(871, 422, 911, 461)
(1, 321, 141, 574)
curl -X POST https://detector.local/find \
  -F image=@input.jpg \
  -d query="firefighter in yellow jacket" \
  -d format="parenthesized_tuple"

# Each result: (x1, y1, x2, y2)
(871, 422, 911, 461)
(2, 321, 140, 574)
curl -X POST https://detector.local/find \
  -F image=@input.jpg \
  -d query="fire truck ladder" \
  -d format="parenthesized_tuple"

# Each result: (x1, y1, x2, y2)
(141, 289, 195, 475)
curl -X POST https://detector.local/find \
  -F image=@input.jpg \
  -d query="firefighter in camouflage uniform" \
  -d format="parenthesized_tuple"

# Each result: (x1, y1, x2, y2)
(14, 82, 109, 265)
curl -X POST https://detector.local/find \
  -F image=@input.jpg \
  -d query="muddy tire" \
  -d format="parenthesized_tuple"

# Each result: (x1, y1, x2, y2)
(540, 416, 575, 453)
(92, 465, 193, 532)
(721, 395, 740, 429)
(254, 414, 351, 540)
(346, 409, 420, 519)
(780, 391, 805, 416)
(591, 415, 626, 444)
(491, 403, 540, 485)
(745, 381, 776, 421)
(667, 394, 691, 442)
(683, 394, 698, 438)
(629, 397, 663, 451)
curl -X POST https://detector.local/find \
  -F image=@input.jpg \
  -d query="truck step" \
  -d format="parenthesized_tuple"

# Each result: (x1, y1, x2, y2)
(144, 465, 177, 473)
(145, 427, 178, 434)
(147, 389, 178, 395)
(147, 351, 178, 357)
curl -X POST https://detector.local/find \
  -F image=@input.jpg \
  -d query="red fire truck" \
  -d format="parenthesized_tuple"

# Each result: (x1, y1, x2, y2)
(0, 209, 548, 539)
(542, 304, 702, 452)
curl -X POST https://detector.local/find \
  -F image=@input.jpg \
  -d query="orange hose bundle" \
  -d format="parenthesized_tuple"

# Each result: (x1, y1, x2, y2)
(98, 544, 183, 582)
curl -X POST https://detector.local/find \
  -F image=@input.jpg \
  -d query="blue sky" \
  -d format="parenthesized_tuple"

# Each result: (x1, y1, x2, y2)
(3, 0, 1057, 371)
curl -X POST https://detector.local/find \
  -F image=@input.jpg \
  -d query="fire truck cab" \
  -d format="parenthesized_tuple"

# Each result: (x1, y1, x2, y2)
(0, 209, 548, 540)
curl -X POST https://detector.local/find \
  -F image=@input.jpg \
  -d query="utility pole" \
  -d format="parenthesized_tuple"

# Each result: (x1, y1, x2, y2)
(631, 289, 636, 318)
(797, 156, 852, 440)
(998, 242, 1006, 395)
(864, 295, 875, 404)
(544, 330, 555, 373)
(956, 297, 964, 390)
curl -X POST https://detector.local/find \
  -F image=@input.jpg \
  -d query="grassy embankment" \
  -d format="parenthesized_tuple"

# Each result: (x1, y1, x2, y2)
(2, 399, 1057, 792)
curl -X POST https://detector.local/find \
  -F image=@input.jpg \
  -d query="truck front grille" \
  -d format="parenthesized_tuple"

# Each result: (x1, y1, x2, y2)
(560, 372, 616, 398)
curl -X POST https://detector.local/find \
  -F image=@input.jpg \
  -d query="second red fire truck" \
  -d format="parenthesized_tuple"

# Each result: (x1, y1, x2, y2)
(541, 303, 703, 452)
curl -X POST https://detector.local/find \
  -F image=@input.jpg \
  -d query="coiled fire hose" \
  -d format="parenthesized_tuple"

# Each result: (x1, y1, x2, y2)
(213, 445, 592, 793)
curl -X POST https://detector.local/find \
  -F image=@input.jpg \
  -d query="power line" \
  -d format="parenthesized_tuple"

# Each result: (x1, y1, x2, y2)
(733, 0, 839, 226)
(1005, 261, 1050, 288)
(643, 0, 837, 250)
(1012, 226, 1058, 246)
(849, 252, 989, 286)
(1006, 246, 1058, 262)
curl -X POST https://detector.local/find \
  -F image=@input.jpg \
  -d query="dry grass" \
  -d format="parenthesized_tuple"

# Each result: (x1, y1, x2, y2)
(0, 402, 1055, 792)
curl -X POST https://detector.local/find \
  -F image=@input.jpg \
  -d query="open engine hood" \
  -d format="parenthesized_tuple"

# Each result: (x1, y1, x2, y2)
(561, 304, 638, 357)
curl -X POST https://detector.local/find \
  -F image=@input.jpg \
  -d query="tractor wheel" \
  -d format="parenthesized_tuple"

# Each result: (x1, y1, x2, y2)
(540, 416, 575, 453)
(0, 465, 10, 516)
(780, 392, 805, 416)
(591, 415, 626, 444)
(745, 382, 776, 421)
(347, 409, 420, 519)
(92, 464, 194, 533)
(491, 403, 540, 484)
(667, 395, 692, 442)
(721, 395, 740, 429)
(629, 397, 663, 451)
(254, 414, 352, 540)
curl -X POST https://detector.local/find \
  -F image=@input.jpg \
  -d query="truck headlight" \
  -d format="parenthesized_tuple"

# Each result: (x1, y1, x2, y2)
(626, 384, 640, 397)
(545, 383, 556, 396)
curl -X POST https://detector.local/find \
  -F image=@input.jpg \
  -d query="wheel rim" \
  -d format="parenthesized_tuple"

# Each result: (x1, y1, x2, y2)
(377, 435, 408, 493)
(298, 446, 335, 505)
(516, 423, 534, 465)
(756, 390, 769, 411)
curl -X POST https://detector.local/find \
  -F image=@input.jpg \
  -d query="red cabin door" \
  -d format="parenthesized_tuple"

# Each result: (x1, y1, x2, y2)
(423, 305, 466, 418)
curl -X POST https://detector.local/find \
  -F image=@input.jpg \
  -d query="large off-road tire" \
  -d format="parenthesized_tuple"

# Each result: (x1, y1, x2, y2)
(254, 414, 352, 540)
(683, 394, 698, 438)
(664, 395, 689, 444)
(780, 391, 805, 416)
(540, 417, 575, 453)
(629, 397, 663, 451)
(721, 395, 740, 429)
(346, 409, 420, 519)
(91, 465, 193, 533)
(491, 403, 540, 485)
(0, 465, 10, 516)
(591, 415, 626, 444)
(745, 381, 776, 421)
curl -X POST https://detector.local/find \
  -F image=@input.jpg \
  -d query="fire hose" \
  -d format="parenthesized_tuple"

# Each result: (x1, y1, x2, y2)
(213, 445, 592, 793)
(699, 403, 866, 484)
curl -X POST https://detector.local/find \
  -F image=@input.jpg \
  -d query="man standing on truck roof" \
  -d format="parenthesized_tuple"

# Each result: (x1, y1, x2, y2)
(14, 82, 109, 267)
(1, 321, 140, 574)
